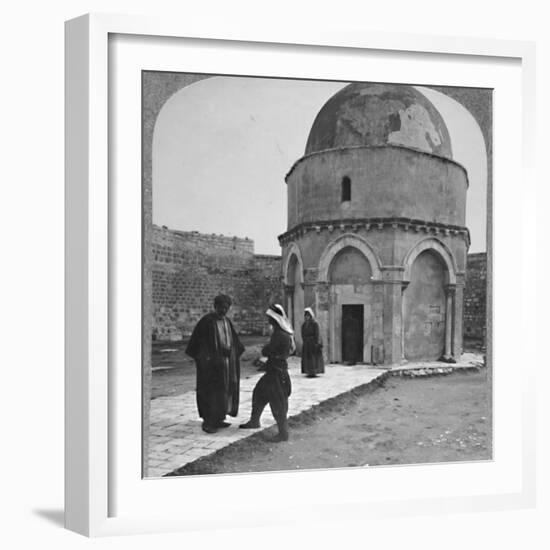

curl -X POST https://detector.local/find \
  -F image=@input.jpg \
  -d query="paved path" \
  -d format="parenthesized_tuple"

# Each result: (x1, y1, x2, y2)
(147, 354, 483, 477)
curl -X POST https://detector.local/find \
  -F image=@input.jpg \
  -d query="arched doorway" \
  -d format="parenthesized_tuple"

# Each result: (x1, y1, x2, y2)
(403, 250, 448, 361)
(328, 246, 373, 364)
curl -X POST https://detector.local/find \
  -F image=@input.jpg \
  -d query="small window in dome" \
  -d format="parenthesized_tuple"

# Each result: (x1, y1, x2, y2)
(341, 176, 351, 202)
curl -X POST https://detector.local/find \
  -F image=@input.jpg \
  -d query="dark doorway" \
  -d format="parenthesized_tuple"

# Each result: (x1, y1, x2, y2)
(342, 304, 363, 364)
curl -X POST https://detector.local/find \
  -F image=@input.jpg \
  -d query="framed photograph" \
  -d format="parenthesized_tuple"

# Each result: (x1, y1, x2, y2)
(65, 13, 536, 537)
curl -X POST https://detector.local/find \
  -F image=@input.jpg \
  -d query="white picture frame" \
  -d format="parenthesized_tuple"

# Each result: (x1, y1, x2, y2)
(65, 13, 537, 537)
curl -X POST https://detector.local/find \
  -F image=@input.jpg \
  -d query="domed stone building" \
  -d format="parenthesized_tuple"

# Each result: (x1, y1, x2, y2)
(279, 82, 469, 365)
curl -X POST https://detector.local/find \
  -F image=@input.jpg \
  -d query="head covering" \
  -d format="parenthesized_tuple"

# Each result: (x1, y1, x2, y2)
(214, 294, 232, 308)
(304, 307, 315, 319)
(266, 303, 294, 335)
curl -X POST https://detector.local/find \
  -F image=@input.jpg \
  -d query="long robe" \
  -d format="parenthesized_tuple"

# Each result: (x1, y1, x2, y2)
(301, 319, 325, 375)
(185, 312, 245, 425)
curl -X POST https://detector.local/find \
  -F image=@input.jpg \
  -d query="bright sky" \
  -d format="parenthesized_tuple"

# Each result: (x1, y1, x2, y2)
(153, 76, 487, 255)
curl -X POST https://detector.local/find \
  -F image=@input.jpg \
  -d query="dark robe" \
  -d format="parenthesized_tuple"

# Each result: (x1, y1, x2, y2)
(301, 319, 325, 375)
(185, 312, 245, 425)
(250, 327, 293, 423)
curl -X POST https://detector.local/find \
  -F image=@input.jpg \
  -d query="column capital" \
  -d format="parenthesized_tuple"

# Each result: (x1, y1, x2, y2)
(380, 265, 405, 284)
(445, 283, 457, 296)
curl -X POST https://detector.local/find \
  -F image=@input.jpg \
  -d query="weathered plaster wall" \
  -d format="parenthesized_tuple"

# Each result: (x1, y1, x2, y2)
(329, 246, 373, 283)
(282, 227, 468, 276)
(286, 147, 468, 229)
(403, 250, 447, 360)
(305, 83, 453, 159)
(282, 226, 468, 365)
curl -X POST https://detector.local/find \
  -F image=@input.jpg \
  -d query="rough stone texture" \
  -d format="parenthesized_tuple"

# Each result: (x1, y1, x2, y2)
(152, 225, 282, 340)
(464, 252, 487, 344)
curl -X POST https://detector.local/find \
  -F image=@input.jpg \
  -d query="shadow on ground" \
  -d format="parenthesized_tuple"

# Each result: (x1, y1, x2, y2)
(33, 509, 65, 527)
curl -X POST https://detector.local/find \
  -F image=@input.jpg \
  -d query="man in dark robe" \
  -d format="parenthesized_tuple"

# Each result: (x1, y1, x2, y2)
(301, 307, 325, 378)
(185, 294, 245, 433)
(239, 304, 294, 442)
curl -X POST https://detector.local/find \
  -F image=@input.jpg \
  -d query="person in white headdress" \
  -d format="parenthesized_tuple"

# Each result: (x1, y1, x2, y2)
(239, 304, 294, 441)
(301, 307, 325, 378)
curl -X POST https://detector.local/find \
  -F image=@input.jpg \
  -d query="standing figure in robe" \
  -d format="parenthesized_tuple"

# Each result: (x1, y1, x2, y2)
(185, 294, 245, 434)
(301, 307, 325, 378)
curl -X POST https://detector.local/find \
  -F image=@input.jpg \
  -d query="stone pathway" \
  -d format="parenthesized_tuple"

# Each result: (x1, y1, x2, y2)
(147, 354, 484, 477)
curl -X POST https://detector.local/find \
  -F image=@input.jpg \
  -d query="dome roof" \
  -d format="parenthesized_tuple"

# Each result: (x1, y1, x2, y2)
(305, 83, 452, 159)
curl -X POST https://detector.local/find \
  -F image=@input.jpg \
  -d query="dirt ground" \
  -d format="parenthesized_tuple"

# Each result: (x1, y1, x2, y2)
(151, 336, 265, 399)
(167, 370, 492, 476)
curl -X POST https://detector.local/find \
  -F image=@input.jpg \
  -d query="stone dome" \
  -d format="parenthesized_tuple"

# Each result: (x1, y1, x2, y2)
(305, 82, 453, 160)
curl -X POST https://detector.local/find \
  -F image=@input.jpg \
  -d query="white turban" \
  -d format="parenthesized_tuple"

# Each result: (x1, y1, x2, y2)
(266, 303, 294, 335)
(304, 307, 315, 319)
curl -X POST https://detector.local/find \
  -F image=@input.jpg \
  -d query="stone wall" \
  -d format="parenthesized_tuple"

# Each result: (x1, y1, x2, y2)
(151, 225, 487, 347)
(152, 225, 282, 340)
(464, 252, 487, 345)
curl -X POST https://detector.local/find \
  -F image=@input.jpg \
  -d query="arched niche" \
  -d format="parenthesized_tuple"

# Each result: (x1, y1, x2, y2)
(403, 249, 448, 361)
(318, 234, 381, 283)
(282, 242, 304, 286)
(319, 238, 379, 364)
(143, 72, 212, 214)
(403, 237, 457, 285)
(329, 246, 373, 284)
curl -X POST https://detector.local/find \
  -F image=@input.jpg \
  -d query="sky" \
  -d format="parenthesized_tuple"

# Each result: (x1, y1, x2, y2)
(152, 76, 487, 255)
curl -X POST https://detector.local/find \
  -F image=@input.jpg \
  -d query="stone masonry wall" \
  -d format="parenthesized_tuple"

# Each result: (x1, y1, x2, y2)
(152, 225, 282, 340)
(464, 252, 487, 345)
(152, 225, 487, 345)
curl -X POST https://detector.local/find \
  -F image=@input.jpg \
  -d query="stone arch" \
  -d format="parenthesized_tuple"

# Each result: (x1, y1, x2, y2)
(426, 86, 491, 187)
(142, 73, 214, 474)
(318, 235, 381, 364)
(403, 237, 457, 285)
(403, 249, 448, 361)
(329, 247, 373, 284)
(419, 85, 489, 255)
(318, 234, 382, 283)
(282, 243, 305, 343)
(143, 73, 213, 217)
(282, 242, 304, 285)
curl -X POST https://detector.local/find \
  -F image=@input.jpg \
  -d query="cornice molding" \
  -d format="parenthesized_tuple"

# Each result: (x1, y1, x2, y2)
(279, 217, 471, 247)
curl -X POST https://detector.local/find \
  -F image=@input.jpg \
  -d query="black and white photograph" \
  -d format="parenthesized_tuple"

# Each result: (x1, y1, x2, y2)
(142, 73, 492, 478)
(3, 0, 545, 545)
